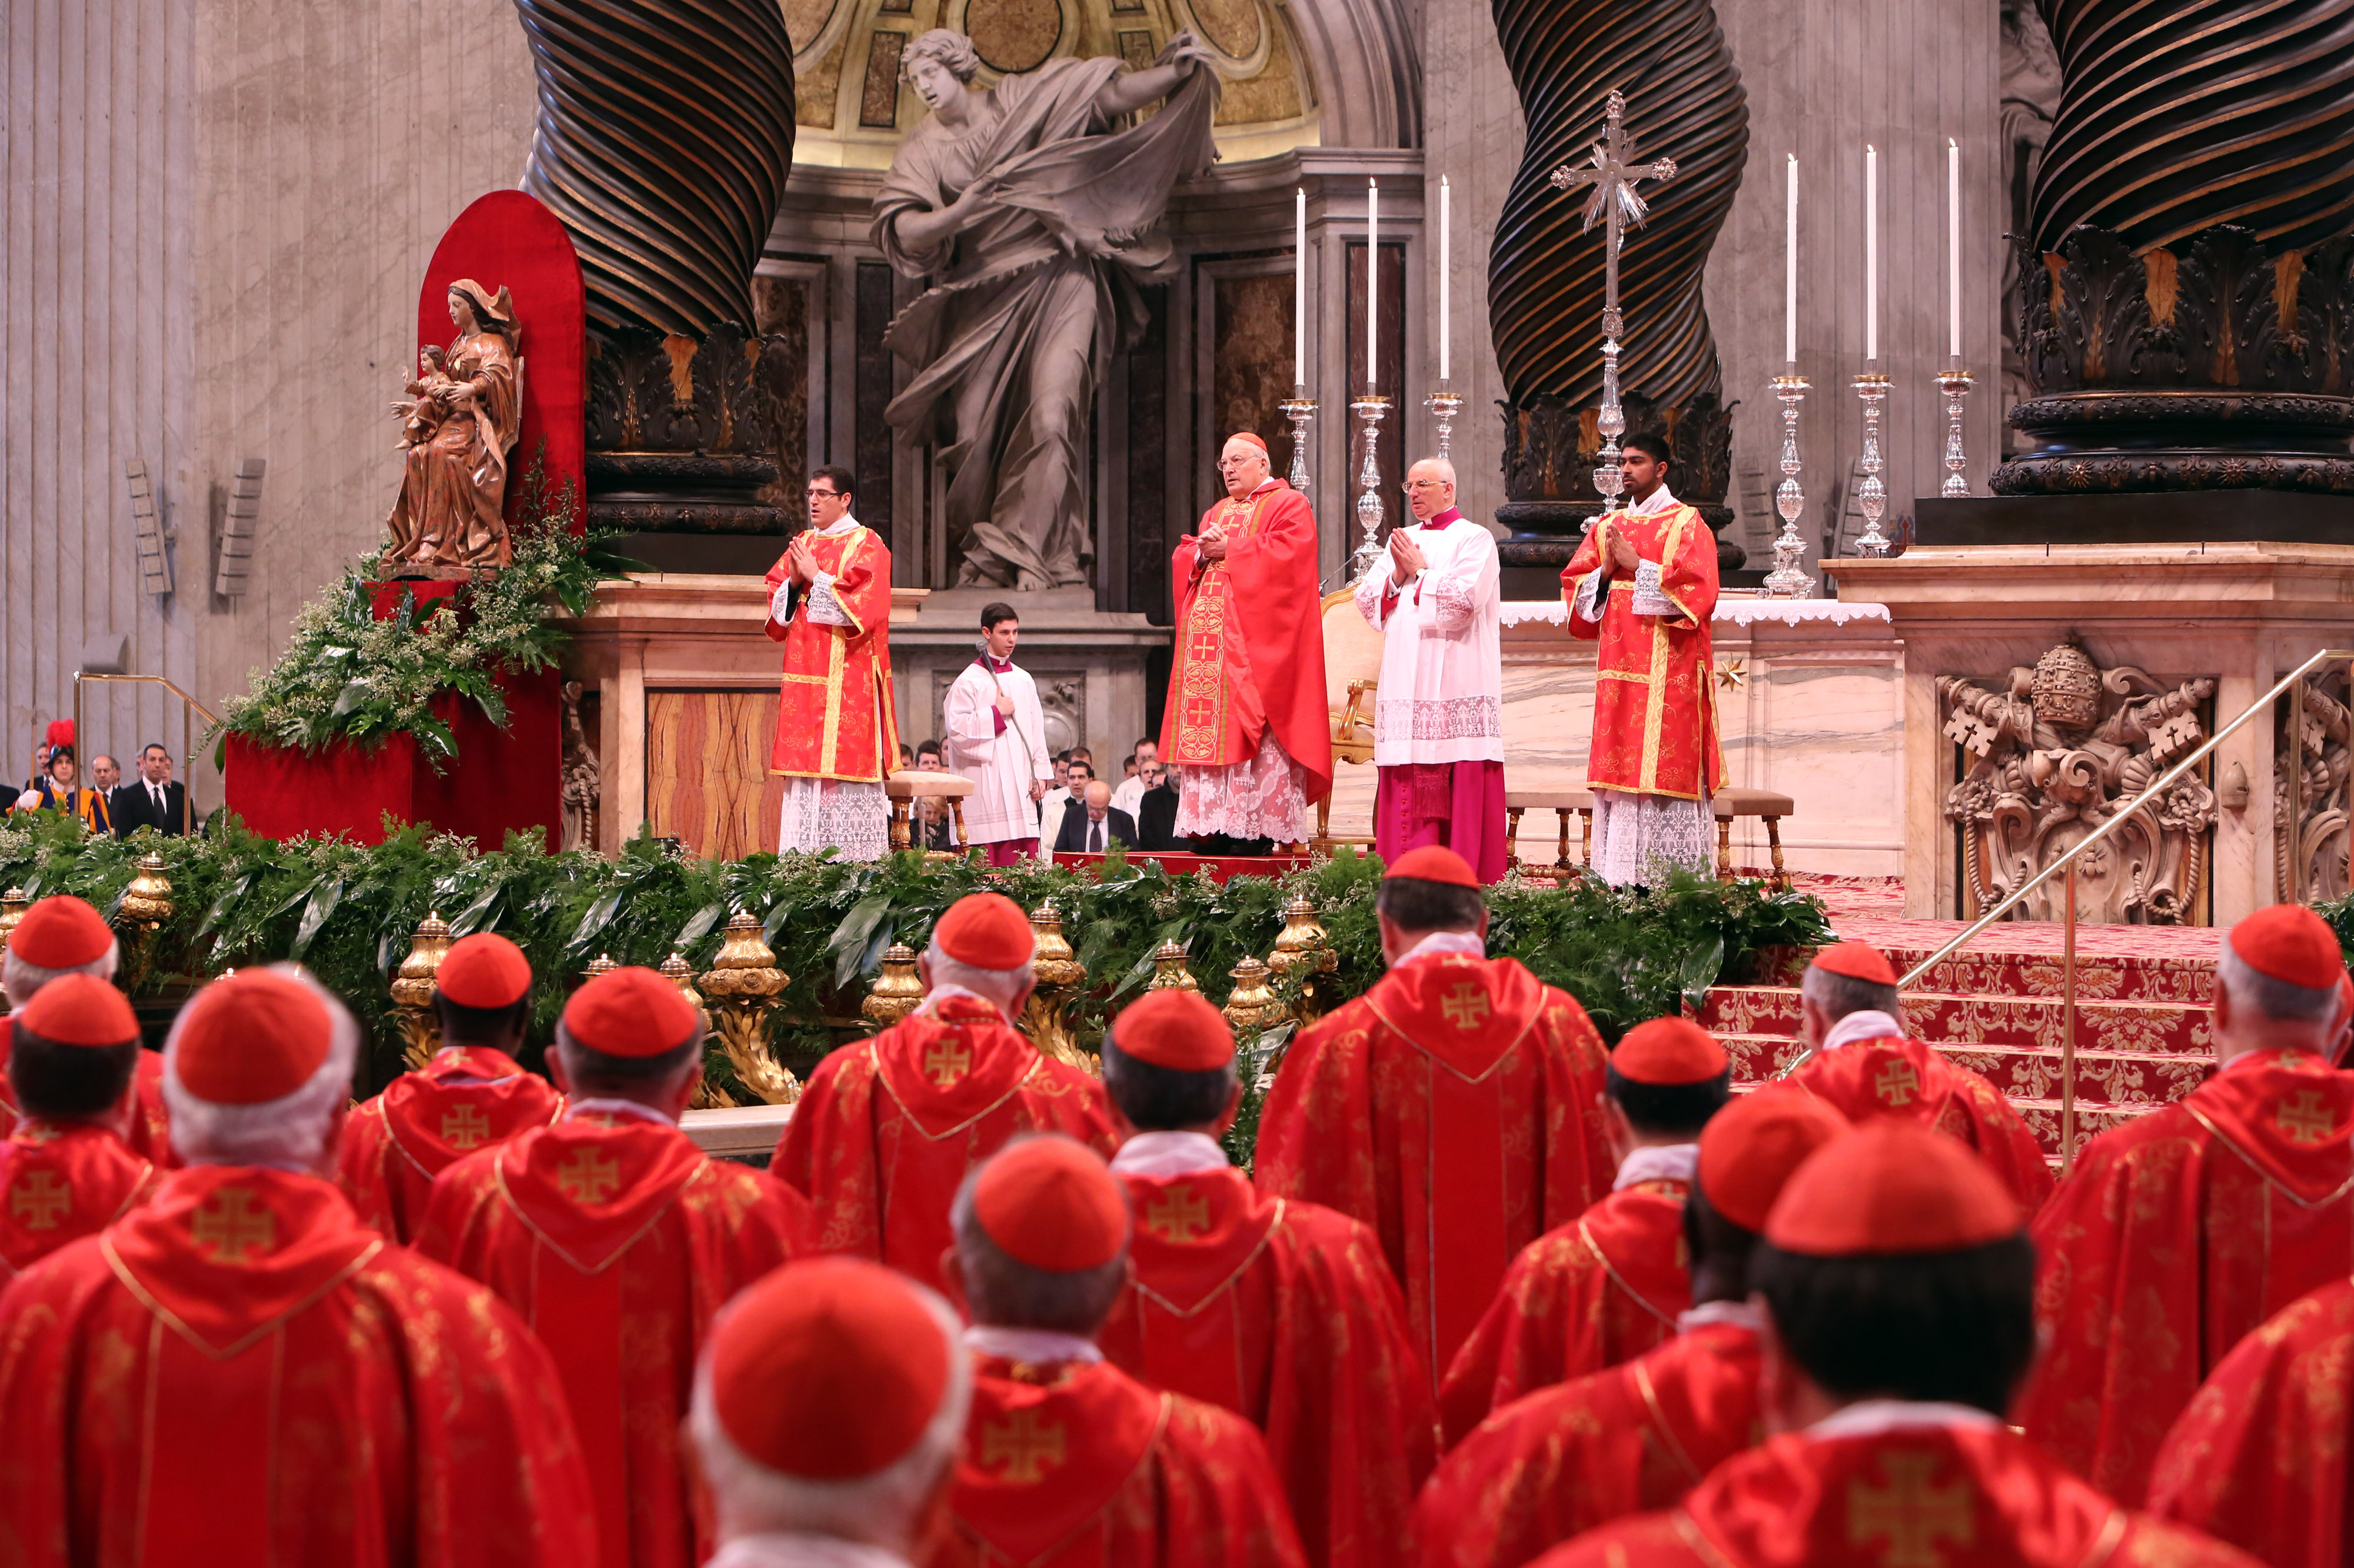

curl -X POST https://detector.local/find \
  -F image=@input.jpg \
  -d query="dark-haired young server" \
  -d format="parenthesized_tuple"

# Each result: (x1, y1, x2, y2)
(942, 600, 1053, 866)
(1255, 846, 1615, 1384)
(1560, 434, 1722, 887)
(336, 933, 561, 1243)
(419, 968, 811, 1568)
(1536, 1121, 2259, 1568)
(0, 973, 160, 1277)
(1417, 1089, 1848, 1568)
(1438, 1016, 1733, 1443)
(1093, 988, 1436, 1568)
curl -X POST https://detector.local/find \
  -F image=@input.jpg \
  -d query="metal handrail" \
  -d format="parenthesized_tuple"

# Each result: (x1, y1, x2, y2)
(1777, 645, 2354, 1171)
(71, 673, 220, 835)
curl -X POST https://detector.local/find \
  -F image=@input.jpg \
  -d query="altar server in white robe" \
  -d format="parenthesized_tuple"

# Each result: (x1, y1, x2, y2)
(1352, 455, 1508, 881)
(942, 601, 1053, 865)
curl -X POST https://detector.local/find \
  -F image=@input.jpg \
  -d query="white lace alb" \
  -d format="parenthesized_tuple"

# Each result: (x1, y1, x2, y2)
(1173, 731, 1308, 841)
(1590, 788, 1713, 887)
(778, 777, 888, 860)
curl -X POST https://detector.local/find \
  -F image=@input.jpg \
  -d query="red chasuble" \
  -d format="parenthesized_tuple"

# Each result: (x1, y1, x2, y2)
(335, 1046, 561, 1242)
(2146, 1274, 2354, 1568)
(1254, 953, 1615, 1381)
(1535, 1415, 2259, 1568)
(1097, 1165, 1438, 1568)
(930, 1354, 1309, 1568)
(1160, 479, 1333, 804)
(1788, 1035, 2054, 1214)
(2018, 1045, 2354, 1504)
(771, 995, 1119, 1293)
(0, 1165, 596, 1568)
(0, 1020, 174, 1169)
(1438, 1176, 1691, 1445)
(1560, 502, 1721, 800)
(418, 1114, 810, 1568)
(0, 1120, 158, 1279)
(764, 522, 899, 782)
(1416, 1318, 1763, 1568)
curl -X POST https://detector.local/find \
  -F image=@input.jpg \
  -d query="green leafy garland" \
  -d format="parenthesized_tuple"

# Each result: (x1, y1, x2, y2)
(0, 816, 1839, 1111)
(215, 452, 632, 765)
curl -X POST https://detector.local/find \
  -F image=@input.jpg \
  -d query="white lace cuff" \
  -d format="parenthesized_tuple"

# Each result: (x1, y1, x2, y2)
(769, 580, 796, 624)
(1572, 567, 1607, 623)
(806, 572, 854, 627)
(1426, 572, 1478, 632)
(1631, 560, 1674, 617)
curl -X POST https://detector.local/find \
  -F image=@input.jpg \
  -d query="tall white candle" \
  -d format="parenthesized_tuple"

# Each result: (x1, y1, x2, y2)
(1295, 187, 1307, 387)
(1439, 175, 1452, 383)
(1366, 178, 1379, 389)
(1865, 145, 1878, 362)
(1784, 154, 1797, 364)
(1947, 139, 1961, 362)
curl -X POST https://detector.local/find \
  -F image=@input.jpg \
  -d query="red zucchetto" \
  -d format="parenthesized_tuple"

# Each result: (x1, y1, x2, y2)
(171, 970, 332, 1104)
(18, 972, 138, 1048)
(1612, 1016, 1729, 1085)
(1766, 1120, 2023, 1258)
(2229, 904, 2346, 991)
(1112, 988, 1235, 1071)
(1384, 845, 1481, 888)
(973, 1135, 1131, 1271)
(436, 932, 533, 1009)
(709, 1258, 955, 1481)
(934, 892, 1036, 971)
(1228, 431, 1268, 452)
(1808, 941, 1898, 986)
(561, 966, 701, 1058)
(7, 895, 115, 970)
(1695, 1087, 1849, 1233)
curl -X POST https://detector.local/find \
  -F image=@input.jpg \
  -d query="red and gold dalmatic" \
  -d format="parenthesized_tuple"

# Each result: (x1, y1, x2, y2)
(770, 994, 1118, 1294)
(1417, 1316, 1765, 1568)
(334, 1046, 561, 1243)
(2017, 1046, 2354, 1504)
(928, 1354, 1309, 1568)
(417, 1114, 810, 1568)
(0, 1165, 597, 1568)
(1253, 954, 1615, 1381)
(1560, 504, 1723, 800)
(1098, 1165, 1438, 1568)
(1161, 479, 1333, 801)
(765, 522, 899, 781)
(0, 1121, 158, 1279)
(1532, 1418, 2259, 1568)
(1788, 1034, 2054, 1215)
(2146, 1274, 2354, 1568)
(1437, 1172, 1690, 1444)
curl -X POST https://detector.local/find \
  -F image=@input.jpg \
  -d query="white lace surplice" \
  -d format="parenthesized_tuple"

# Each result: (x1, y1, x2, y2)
(1590, 787, 1713, 887)
(1353, 513, 1505, 768)
(1173, 731, 1308, 842)
(777, 777, 888, 861)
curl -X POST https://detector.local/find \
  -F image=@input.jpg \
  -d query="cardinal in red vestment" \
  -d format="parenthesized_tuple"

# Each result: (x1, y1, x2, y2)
(689, 1257, 975, 1568)
(1255, 846, 1615, 1380)
(420, 964, 811, 1568)
(1414, 1088, 1848, 1568)
(1159, 432, 1331, 853)
(773, 891, 1117, 1293)
(766, 466, 899, 859)
(929, 1134, 1307, 1568)
(0, 894, 172, 1167)
(1092, 989, 1435, 1568)
(2144, 1274, 2354, 1568)
(337, 933, 560, 1241)
(0, 975, 160, 1279)
(1784, 941, 2052, 1213)
(0, 966, 596, 1568)
(2019, 904, 2354, 1504)
(1537, 1121, 2260, 1568)
(1440, 1016, 1733, 1443)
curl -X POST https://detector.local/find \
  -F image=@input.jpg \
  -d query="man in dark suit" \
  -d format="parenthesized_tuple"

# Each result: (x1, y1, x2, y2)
(1135, 763, 1180, 851)
(1052, 779, 1136, 854)
(112, 744, 190, 837)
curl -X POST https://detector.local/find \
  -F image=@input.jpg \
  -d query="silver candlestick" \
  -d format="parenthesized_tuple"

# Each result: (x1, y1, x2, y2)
(1424, 383, 1464, 461)
(1850, 372, 1891, 557)
(1937, 369, 1975, 497)
(1347, 394, 1391, 581)
(1761, 374, 1814, 598)
(1279, 387, 1316, 496)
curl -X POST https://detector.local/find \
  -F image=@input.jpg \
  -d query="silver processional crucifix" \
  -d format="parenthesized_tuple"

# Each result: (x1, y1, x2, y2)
(1550, 89, 1675, 515)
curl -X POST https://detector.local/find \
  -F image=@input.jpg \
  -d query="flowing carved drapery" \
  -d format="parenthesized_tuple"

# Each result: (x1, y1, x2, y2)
(1941, 642, 2218, 924)
(1487, 0, 1745, 562)
(2277, 669, 2353, 903)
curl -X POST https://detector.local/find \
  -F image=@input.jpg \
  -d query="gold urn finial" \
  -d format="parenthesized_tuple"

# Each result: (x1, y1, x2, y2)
(1222, 955, 1284, 1037)
(0, 888, 28, 958)
(1147, 940, 1200, 993)
(584, 952, 620, 980)
(390, 911, 454, 1071)
(117, 854, 173, 928)
(659, 951, 706, 1009)
(1265, 894, 1339, 1025)
(1022, 900, 1095, 1074)
(700, 911, 799, 1106)
(863, 943, 926, 1028)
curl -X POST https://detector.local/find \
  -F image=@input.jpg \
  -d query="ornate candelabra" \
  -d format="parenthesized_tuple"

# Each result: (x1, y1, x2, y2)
(1424, 383, 1464, 463)
(1020, 901, 1096, 1074)
(1265, 895, 1338, 1026)
(1279, 387, 1316, 496)
(1347, 394, 1391, 581)
(1222, 957, 1285, 1039)
(700, 910, 798, 1105)
(1850, 372, 1892, 556)
(862, 943, 926, 1028)
(1761, 374, 1815, 598)
(390, 910, 453, 1071)
(1937, 369, 1975, 497)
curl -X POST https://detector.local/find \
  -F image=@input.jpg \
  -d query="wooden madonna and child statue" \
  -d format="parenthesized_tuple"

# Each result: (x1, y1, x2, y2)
(383, 278, 521, 576)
